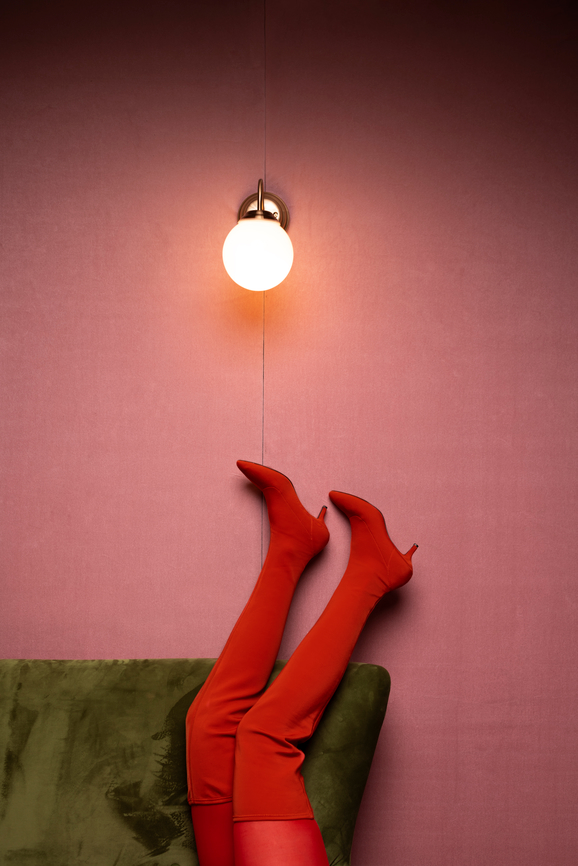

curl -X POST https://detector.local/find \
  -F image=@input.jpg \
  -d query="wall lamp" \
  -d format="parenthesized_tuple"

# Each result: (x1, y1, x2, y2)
(222, 179, 293, 291)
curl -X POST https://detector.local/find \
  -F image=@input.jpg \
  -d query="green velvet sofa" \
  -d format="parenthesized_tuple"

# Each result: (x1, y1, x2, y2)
(0, 658, 390, 866)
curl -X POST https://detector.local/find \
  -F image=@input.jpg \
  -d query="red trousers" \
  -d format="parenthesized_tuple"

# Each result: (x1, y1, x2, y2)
(186, 464, 416, 866)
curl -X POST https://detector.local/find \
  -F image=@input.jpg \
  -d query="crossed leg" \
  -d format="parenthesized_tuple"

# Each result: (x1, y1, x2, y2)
(187, 465, 417, 866)
(232, 489, 416, 866)
(186, 461, 329, 866)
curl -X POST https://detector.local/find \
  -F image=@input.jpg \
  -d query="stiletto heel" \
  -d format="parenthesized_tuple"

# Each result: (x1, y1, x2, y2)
(329, 490, 417, 591)
(237, 461, 329, 560)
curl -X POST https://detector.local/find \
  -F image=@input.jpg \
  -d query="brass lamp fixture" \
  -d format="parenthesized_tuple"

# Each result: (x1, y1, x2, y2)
(222, 179, 293, 291)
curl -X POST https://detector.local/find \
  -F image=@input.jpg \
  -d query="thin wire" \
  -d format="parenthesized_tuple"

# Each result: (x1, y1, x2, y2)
(263, 0, 267, 187)
(260, 0, 267, 567)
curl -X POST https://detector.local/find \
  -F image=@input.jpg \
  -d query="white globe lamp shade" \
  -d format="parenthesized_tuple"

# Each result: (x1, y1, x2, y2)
(222, 179, 293, 292)
(223, 218, 293, 291)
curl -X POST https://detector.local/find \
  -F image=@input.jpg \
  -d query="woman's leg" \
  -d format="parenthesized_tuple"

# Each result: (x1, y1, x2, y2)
(233, 490, 417, 866)
(186, 461, 329, 866)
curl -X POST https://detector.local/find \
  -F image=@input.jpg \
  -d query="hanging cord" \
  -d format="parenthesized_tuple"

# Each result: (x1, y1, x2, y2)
(263, 0, 267, 188)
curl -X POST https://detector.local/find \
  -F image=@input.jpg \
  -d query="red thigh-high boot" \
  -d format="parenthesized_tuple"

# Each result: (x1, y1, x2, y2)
(233, 490, 417, 866)
(186, 461, 329, 866)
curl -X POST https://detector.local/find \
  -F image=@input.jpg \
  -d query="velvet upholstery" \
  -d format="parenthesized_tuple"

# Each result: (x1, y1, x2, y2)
(0, 659, 390, 866)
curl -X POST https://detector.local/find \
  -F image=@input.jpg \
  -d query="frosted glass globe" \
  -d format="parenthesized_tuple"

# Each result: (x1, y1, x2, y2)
(222, 218, 294, 291)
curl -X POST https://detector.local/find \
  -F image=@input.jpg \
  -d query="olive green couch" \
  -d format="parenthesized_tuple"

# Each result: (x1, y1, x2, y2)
(0, 658, 390, 866)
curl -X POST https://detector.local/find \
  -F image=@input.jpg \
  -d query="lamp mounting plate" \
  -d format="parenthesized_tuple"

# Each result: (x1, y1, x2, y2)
(238, 189, 290, 229)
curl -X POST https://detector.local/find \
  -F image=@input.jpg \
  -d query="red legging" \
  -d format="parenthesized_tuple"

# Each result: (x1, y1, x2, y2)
(186, 462, 416, 866)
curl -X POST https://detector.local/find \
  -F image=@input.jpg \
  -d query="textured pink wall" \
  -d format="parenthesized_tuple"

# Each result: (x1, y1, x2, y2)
(1, 2, 577, 865)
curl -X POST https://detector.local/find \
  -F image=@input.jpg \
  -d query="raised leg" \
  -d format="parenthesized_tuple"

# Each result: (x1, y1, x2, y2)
(233, 491, 417, 866)
(186, 461, 329, 866)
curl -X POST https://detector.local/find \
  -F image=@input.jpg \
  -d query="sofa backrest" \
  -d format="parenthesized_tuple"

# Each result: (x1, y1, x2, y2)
(0, 658, 390, 866)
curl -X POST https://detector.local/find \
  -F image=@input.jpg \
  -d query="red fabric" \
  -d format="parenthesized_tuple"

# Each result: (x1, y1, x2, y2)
(232, 490, 416, 820)
(186, 461, 329, 805)
(234, 819, 329, 866)
(191, 803, 235, 866)
(186, 468, 416, 866)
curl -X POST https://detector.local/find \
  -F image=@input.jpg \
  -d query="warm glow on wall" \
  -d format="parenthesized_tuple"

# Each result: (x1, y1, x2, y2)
(223, 179, 293, 291)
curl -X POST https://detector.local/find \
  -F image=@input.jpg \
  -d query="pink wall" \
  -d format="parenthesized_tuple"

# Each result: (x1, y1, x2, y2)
(1, 2, 577, 864)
